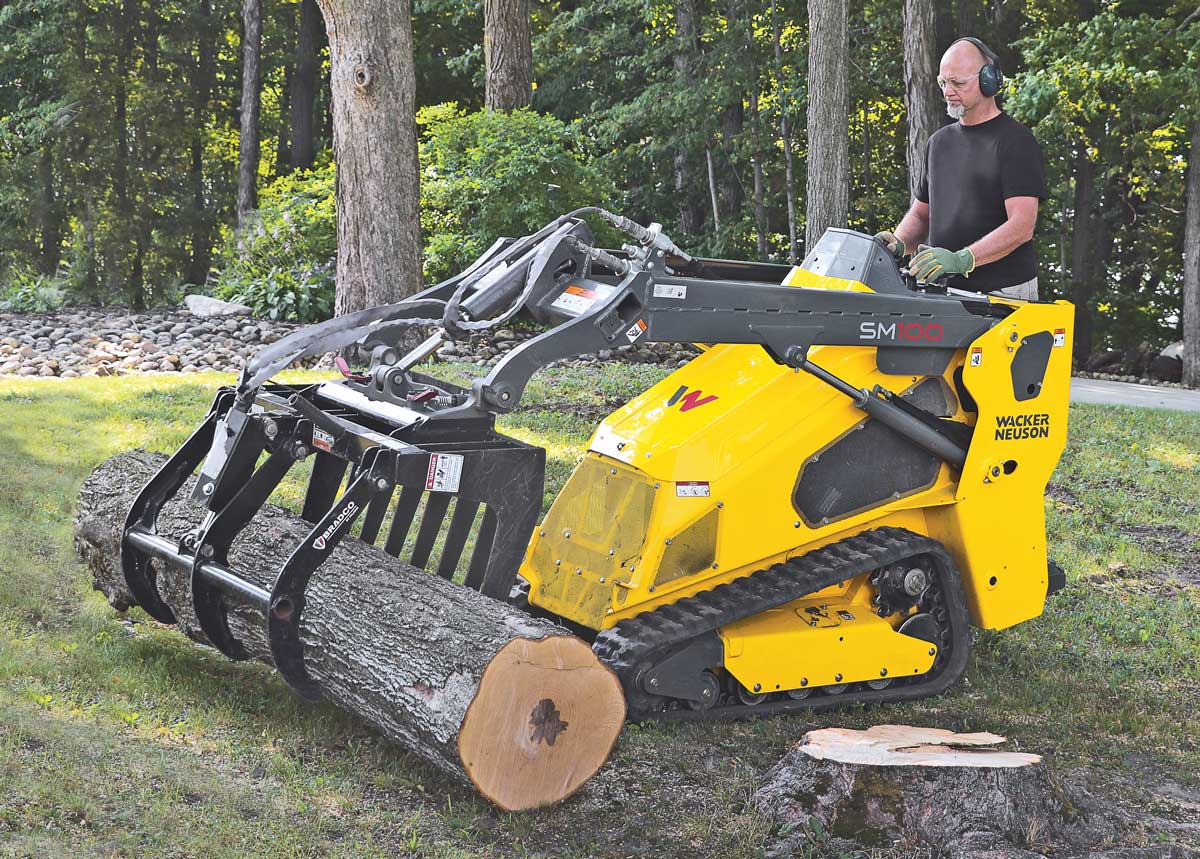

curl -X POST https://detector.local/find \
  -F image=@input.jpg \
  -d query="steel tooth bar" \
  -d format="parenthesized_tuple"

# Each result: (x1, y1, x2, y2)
(591, 527, 971, 722)
(463, 506, 498, 590)
(383, 486, 423, 557)
(302, 453, 348, 524)
(359, 482, 394, 546)
(436, 499, 480, 579)
(410, 493, 452, 569)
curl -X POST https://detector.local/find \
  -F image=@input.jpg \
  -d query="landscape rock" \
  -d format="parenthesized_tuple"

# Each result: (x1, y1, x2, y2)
(183, 294, 253, 317)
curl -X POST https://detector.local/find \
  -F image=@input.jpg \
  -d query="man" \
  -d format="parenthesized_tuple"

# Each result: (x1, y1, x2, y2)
(877, 38, 1045, 299)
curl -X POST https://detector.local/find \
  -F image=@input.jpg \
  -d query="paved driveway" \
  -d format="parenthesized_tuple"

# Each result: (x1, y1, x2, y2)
(1070, 377, 1200, 413)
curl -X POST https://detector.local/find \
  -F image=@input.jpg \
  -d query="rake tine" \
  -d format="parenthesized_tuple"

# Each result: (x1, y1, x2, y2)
(436, 499, 480, 579)
(410, 494, 452, 569)
(384, 486, 423, 557)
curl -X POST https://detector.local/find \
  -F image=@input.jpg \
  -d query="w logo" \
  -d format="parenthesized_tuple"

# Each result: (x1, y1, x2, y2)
(667, 385, 718, 412)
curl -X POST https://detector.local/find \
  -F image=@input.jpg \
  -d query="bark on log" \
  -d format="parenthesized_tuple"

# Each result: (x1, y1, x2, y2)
(74, 450, 625, 811)
(755, 725, 1109, 856)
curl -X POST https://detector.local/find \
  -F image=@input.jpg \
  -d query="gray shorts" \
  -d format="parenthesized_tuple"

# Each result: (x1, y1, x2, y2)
(993, 278, 1039, 301)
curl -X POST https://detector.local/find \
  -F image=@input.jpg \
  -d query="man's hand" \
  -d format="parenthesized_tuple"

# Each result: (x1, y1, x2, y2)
(874, 230, 906, 259)
(909, 246, 975, 282)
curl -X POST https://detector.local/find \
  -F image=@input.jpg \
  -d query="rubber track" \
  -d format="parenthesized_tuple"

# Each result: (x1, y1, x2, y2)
(591, 526, 971, 721)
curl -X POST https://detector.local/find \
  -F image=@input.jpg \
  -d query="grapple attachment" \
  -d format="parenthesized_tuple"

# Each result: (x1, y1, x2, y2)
(122, 379, 544, 701)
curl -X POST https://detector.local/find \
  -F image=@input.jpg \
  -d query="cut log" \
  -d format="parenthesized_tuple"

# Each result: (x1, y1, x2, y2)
(755, 725, 1105, 856)
(74, 450, 625, 811)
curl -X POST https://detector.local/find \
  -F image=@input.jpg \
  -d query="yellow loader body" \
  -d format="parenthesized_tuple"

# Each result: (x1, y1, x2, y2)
(522, 264, 1072, 699)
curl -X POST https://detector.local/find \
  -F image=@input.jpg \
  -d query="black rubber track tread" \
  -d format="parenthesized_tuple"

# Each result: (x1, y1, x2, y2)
(592, 526, 972, 721)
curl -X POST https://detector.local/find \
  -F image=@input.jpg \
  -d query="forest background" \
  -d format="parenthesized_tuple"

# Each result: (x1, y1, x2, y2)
(1, 0, 1199, 378)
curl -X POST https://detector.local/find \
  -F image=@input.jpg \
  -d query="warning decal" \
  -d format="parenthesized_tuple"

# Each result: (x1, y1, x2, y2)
(550, 283, 615, 315)
(312, 426, 334, 452)
(625, 319, 648, 343)
(426, 453, 464, 493)
(653, 283, 687, 300)
(676, 481, 711, 498)
(1053, 328, 1066, 348)
(969, 347, 983, 367)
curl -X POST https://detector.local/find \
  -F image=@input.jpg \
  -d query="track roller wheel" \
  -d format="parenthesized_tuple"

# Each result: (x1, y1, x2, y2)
(785, 687, 812, 700)
(736, 683, 767, 706)
(686, 671, 721, 712)
(866, 678, 893, 690)
(821, 683, 848, 695)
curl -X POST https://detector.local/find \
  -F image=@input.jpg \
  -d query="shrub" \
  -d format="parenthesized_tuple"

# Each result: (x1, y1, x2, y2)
(0, 265, 68, 312)
(211, 106, 615, 320)
(418, 104, 616, 283)
(213, 162, 337, 322)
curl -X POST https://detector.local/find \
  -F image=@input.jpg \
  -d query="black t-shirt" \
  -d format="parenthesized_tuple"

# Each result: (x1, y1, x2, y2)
(915, 112, 1046, 292)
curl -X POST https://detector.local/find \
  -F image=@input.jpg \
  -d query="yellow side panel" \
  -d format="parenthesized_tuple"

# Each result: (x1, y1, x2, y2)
(924, 301, 1073, 629)
(720, 596, 936, 693)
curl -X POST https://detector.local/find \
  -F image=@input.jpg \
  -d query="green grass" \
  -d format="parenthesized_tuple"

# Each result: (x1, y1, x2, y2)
(1, 369, 1198, 858)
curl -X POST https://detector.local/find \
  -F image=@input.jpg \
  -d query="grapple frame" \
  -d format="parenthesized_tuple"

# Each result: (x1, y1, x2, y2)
(123, 380, 543, 700)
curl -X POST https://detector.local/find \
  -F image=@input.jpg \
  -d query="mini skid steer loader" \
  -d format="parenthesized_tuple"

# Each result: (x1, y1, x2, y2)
(122, 209, 1072, 720)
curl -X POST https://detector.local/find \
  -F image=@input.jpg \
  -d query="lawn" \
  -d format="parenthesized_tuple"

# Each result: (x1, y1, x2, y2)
(0, 367, 1197, 858)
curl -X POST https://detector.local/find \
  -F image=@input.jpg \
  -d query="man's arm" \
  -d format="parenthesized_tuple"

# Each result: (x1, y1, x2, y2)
(966, 196, 1038, 266)
(894, 199, 930, 251)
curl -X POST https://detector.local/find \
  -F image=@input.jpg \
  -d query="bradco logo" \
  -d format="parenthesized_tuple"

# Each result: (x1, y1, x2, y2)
(313, 500, 359, 550)
(667, 385, 718, 412)
(859, 321, 944, 342)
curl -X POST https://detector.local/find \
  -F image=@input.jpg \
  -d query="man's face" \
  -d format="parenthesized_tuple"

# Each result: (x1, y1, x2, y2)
(938, 43, 988, 120)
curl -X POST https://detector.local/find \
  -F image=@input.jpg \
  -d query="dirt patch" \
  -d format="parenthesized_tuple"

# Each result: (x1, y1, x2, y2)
(1046, 481, 1081, 507)
(1118, 525, 1200, 587)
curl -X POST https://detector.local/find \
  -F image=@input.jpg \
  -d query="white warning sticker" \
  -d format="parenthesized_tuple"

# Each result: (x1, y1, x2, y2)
(1053, 328, 1066, 348)
(676, 481, 711, 498)
(425, 453, 464, 493)
(970, 347, 983, 367)
(625, 319, 648, 343)
(653, 283, 687, 300)
(312, 426, 334, 452)
(550, 283, 616, 315)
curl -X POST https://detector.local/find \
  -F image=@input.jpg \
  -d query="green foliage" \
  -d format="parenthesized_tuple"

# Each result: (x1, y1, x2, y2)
(417, 104, 616, 283)
(213, 163, 336, 322)
(0, 265, 67, 313)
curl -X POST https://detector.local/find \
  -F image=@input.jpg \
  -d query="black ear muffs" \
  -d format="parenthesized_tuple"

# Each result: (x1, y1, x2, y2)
(952, 36, 1004, 98)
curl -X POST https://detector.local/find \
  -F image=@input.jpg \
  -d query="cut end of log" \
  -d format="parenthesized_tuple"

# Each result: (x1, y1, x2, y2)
(458, 635, 625, 811)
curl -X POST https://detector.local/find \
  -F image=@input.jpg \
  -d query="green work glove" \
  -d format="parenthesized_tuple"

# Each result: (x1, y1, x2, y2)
(874, 230, 906, 259)
(909, 246, 976, 283)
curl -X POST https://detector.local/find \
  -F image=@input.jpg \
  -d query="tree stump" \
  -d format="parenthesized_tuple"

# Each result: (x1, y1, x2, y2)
(74, 450, 625, 811)
(754, 725, 1101, 855)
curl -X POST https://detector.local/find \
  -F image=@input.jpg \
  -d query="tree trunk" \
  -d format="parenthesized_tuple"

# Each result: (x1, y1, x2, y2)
(185, 0, 216, 287)
(277, 63, 293, 174)
(1070, 149, 1097, 363)
(902, 0, 942, 200)
(290, 0, 322, 171)
(750, 86, 768, 260)
(754, 725, 1115, 855)
(1180, 120, 1200, 387)
(674, 0, 703, 236)
(36, 144, 64, 275)
(319, 0, 424, 314)
(237, 0, 263, 227)
(956, 0, 975, 37)
(771, 0, 797, 263)
(74, 451, 625, 811)
(484, 0, 532, 111)
(861, 97, 874, 229)
(705, 144, 721, 233)
(805, 0, 849, 253)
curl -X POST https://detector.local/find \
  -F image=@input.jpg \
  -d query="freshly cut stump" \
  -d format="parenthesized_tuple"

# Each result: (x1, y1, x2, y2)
(74, 450, 625, 810)
(755, 725, 1087, 853)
